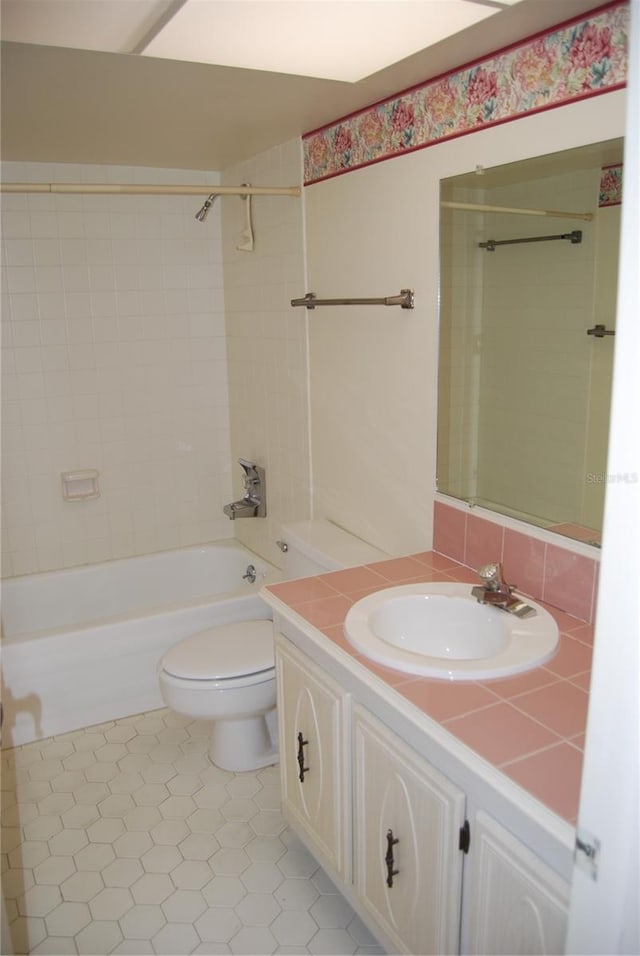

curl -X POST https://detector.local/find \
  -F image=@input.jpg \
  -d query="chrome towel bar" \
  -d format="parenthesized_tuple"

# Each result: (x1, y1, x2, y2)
(479, 230, 582, 251)
(291, 289, 414, 310)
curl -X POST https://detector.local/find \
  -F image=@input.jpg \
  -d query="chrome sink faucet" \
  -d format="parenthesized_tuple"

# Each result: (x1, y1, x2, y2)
(471, 562, 536, 618)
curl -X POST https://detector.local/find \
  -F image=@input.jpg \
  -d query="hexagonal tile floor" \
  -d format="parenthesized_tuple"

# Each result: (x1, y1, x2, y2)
(2, 708, 385, 955)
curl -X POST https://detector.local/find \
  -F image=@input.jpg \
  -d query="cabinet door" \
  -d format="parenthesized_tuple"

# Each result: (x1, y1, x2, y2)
(467, 810, 569, 955)
(275, 637, 347, 879)
(353, 705, 465, 955)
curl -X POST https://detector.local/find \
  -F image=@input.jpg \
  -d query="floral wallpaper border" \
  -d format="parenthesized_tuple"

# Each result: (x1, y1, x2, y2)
(599, 163, 623, 206)
(303, 0, 629, 186)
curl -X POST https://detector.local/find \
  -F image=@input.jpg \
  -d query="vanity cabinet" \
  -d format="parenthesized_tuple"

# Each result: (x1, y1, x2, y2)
(352, 705, 466, 955)
(275, 637, 349, 879)
(273, 629, 572, 956)
(465, 810, 570, 955)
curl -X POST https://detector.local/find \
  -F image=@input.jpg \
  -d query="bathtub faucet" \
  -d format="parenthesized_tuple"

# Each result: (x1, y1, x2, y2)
(223, 459, 266, 519)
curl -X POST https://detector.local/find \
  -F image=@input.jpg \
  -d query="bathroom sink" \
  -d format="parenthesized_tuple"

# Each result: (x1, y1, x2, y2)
(344, 583, 558, 680)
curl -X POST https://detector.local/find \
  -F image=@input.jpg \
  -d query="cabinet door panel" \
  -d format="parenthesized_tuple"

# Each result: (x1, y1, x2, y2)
(353, 706, 465, 955)
(275, 638, 346, 878)
(468, 810, 569, 955)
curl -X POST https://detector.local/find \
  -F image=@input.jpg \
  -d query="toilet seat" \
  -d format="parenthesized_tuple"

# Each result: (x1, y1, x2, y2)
(160, 619, 274, 683)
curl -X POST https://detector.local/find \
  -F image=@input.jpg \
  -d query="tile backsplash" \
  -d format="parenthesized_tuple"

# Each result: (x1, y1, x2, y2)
(434, 498, 599, 623)
(1, 163, 233, 577)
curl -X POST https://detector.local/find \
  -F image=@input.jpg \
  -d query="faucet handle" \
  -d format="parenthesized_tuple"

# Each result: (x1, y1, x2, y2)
(238, 458, 260, 482)
(478, 562, 502, 583)
(235, 458, 266, 517)
(477, 562, 514, 592)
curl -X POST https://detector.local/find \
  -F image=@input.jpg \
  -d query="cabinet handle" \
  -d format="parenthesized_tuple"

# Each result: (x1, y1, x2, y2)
(385, 828, 399, 887)
(297, 731, 309, 783)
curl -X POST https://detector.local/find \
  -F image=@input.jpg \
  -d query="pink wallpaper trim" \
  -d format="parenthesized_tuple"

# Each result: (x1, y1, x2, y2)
(599, 163, 624, 205)
(303, 1, 629, 185)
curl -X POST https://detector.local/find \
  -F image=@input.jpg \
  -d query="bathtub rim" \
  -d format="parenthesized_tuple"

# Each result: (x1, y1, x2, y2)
(1, 539, 281, 642)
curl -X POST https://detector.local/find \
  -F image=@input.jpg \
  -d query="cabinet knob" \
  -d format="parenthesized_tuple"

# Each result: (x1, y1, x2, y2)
(385, 828, 399, 887)
(297, 731, 309, 783)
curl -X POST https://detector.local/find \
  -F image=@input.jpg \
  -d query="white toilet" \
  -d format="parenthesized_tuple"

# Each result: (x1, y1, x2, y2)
(157, 520, 388, 772)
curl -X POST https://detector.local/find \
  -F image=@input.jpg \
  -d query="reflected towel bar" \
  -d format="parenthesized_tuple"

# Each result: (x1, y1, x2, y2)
(479, 230, 582, 251)
(291, 290, 414, 310)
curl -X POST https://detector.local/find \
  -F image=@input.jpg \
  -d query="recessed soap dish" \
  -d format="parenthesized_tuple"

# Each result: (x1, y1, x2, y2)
(61, 469, 100, 501)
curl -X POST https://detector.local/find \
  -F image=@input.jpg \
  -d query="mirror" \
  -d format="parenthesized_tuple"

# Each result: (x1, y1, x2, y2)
(437, 138, 623, 547)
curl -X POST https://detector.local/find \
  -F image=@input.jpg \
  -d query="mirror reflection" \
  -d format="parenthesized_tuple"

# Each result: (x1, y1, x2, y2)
(437, 139, 623, 547)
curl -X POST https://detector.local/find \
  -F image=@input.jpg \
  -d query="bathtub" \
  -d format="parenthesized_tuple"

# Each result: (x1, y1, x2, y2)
(1, 541, 280, 747)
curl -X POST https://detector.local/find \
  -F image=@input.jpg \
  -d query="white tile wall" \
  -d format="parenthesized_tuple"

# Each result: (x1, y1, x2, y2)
(220, 141, 311, 567)
(1, 163, 233, 577)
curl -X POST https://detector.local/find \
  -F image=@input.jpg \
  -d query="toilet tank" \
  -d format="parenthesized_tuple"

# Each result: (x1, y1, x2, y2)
(280, 520, 388, 579)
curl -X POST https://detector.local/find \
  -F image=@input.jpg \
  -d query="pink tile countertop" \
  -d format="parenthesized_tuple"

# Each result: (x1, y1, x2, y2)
(266, 550, 593, 826)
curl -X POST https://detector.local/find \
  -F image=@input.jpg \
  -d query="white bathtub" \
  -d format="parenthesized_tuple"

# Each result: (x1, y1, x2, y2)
(1, 541, 280, 747)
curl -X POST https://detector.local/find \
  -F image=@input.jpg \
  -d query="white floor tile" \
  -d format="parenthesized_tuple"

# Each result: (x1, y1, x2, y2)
(75, 918, 123, 955)
(3, 707, 384, 955)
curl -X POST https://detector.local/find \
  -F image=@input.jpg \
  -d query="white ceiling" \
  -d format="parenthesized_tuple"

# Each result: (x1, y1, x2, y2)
(0, 1, 178, 53)
(1, 0, 523, 82)
(0, 0, 609, 172)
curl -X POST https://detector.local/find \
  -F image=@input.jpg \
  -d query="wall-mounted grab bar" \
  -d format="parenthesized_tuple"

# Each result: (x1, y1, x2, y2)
(479, 230, 582, 252)
(291, 289, 414, 310)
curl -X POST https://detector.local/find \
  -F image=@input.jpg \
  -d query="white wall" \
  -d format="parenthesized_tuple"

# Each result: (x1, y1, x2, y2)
(1, 97, 627, 577)
(304, 91, 627, 557)
(567, 4, 640, 949)
(1, 163, 232, 576)
(220, 140, 311, 567)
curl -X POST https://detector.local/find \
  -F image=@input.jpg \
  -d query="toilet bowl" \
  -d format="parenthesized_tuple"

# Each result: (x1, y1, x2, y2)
(158, 520, 389, 772)
(158, 619, 277, 772)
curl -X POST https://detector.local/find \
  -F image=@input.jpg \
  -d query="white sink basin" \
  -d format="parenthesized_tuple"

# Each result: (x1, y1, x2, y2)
(344, 583, 559, 681)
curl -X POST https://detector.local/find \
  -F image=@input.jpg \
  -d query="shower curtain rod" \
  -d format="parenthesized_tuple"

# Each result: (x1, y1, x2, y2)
(441, 200, 593, 222)
(0, 183, 300, 197)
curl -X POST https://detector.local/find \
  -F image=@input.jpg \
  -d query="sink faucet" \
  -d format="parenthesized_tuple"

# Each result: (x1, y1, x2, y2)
(223, 459, 266, 520)
(471, 562, 536, 618)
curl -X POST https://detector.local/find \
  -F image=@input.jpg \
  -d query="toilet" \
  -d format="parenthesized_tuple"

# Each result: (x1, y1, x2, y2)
(157, 520, 388, 772)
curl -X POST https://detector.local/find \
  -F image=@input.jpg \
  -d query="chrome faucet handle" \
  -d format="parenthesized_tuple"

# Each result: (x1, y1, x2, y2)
(478, 562, 501, 582)
(477, 562, 513, 592)
(238, 458, 261, 486)
(234, 458, 266, 517)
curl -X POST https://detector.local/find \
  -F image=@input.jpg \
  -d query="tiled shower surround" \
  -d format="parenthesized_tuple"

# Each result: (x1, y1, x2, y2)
(0, 163, 232, 578)
(2, 709, 382, 956)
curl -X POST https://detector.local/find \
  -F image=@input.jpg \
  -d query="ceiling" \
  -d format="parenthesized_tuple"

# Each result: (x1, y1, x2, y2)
(0, 0, 610, 172)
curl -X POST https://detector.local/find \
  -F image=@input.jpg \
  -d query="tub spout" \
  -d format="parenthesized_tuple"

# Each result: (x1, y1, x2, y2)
(223, 500, 258, 520)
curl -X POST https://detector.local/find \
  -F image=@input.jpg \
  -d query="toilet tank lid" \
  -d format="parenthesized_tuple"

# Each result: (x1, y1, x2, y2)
(281, 520, 388, 570)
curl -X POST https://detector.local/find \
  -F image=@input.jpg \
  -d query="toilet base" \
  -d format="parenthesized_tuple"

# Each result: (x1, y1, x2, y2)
(209, 711, 278, 773)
